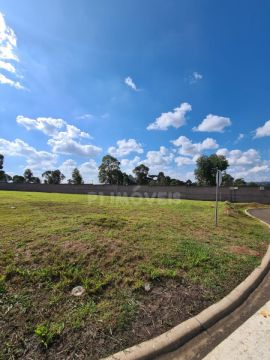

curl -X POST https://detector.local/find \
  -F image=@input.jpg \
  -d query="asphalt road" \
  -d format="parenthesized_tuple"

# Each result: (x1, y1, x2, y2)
(248, 208, 270, 225)
(158, 207, 270, 360)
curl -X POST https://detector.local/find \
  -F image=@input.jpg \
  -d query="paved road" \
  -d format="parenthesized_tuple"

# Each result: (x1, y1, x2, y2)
(248, 208, 270, 225)
(158, 207, 270, 360)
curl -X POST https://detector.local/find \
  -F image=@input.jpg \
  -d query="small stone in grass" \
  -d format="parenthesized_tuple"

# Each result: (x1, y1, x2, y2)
(10, 206, 16, 209)
(71, 286, 85, 296)
(144, 283, 151, 292)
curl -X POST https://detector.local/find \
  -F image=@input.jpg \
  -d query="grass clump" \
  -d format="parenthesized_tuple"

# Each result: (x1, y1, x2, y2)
(34, 322, 64, 348)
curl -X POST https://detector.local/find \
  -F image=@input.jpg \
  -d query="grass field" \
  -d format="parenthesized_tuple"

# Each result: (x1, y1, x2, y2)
(0, 191, 269, 359)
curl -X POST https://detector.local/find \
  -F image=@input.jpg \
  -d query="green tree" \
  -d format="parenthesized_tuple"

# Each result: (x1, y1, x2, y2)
(24, 168, 33, 183)
(222, 173, 234, 186)
(98, 155, 123, 184)
(247, 181, 258, 187)
(194, 154, 229, 186)
(0, 154, 3, 170)
(122, 172, 136, 185)
(170, 179, 185, 186)
(0, 171, 6, 182)
(3, 173, 12, 182)
(42, 170, 65, 184)
(31, 176, 41, 184)
(13, 175, 25, 183)
(157, 172, 170, 185)
(234, 178, 246, 187)
(133, 164, 149, 185)
(68, 168, 84, 184)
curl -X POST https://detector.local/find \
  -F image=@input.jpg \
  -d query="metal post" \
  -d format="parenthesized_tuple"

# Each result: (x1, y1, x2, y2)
(215, 181, 218, 226)
(215, 170, 222, 226)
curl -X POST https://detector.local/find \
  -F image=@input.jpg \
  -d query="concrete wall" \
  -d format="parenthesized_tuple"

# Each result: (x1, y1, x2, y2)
(0, 183, 269, 204)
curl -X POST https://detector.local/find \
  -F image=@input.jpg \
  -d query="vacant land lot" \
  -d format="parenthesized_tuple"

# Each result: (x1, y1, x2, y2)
(0, 191, 269, 359)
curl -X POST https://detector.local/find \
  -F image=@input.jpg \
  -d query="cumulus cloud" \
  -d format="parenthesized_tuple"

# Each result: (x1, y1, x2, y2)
(56, 124, 91, 140)
(0, 138, 56, 169)
(171, 136, 219, 157)
(17, 116, 92, 139)
(129, 147, 175, 175)
(121, 148, 175, 175)
(108, 139, 143, 157)
(189, 71, 203, 84)
(147, 102, 192, 131)
(230, 164, 270, 182)
(17, 116, 66, 137)
(0, 12, 24, 89)
(120, 156, 141, 173)
(17, 115, 101, 158)
(174, 156, 195, 166)
(193, 114, 232, 132)
(59, 159, 98, 183)
(216, 147, 270, 181)
(143, 146, 174, 167)
(124, 76, 138, 91)
(254, 120, 270, 138)
(216, 148, 260, 166)
(59, 159, 77, 174)
(48, 137, 102, 157)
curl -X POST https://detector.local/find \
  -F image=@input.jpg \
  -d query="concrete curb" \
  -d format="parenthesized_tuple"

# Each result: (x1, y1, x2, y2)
(102, 209, 270, 360)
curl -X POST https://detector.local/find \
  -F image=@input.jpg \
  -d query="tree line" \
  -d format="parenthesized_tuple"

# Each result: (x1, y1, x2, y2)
(0, 153, 258, 186)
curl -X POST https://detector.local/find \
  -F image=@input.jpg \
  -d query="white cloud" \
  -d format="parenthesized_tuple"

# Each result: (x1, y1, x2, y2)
(193, 114, 232, 132)
(171, 136, 219, 157)
(190, 71, 203, 84)
(174, 156, 195, 166)
(59, 159, 99, 183)
(248, 165, 269, 173)
(0, 59, 15, 73)
(17, 116, 66, 137)
(0, 138, 57, 169)
(120, 156, 141, 173)
(17, 115, 101, 158)
(0, 12, 24, 89)
(235, 133, 244, 143)
(216, 147, 270, 181)
(48, 137, 102, 157)
(17, 116, 92, 139)
(56, 124, 91, 139)
(254, 120, 270, 138)
(108, 138, 143, 157)
(125, 76, 138, 91)
(142, 146, 174, 172)
(76, 114, 94, 120)
(79, 160, 98, 183)
(59, 159, 77, 175)
(147, 102, 192, 131)
(230, 164, 270, 182)
(0, 73, 24, 89)
(216, 148, 260, 166)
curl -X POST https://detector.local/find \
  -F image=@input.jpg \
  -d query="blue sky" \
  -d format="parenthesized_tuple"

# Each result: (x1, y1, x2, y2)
(0, 0, 270, 183)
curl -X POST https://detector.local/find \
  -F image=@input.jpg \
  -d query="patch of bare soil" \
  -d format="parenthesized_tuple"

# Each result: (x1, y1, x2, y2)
(27, 279, 212, 360)
(228, 245, 260, 257)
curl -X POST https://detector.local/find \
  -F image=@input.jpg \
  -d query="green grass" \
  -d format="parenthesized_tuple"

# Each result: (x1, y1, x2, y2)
(0, 191, 269, 358)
